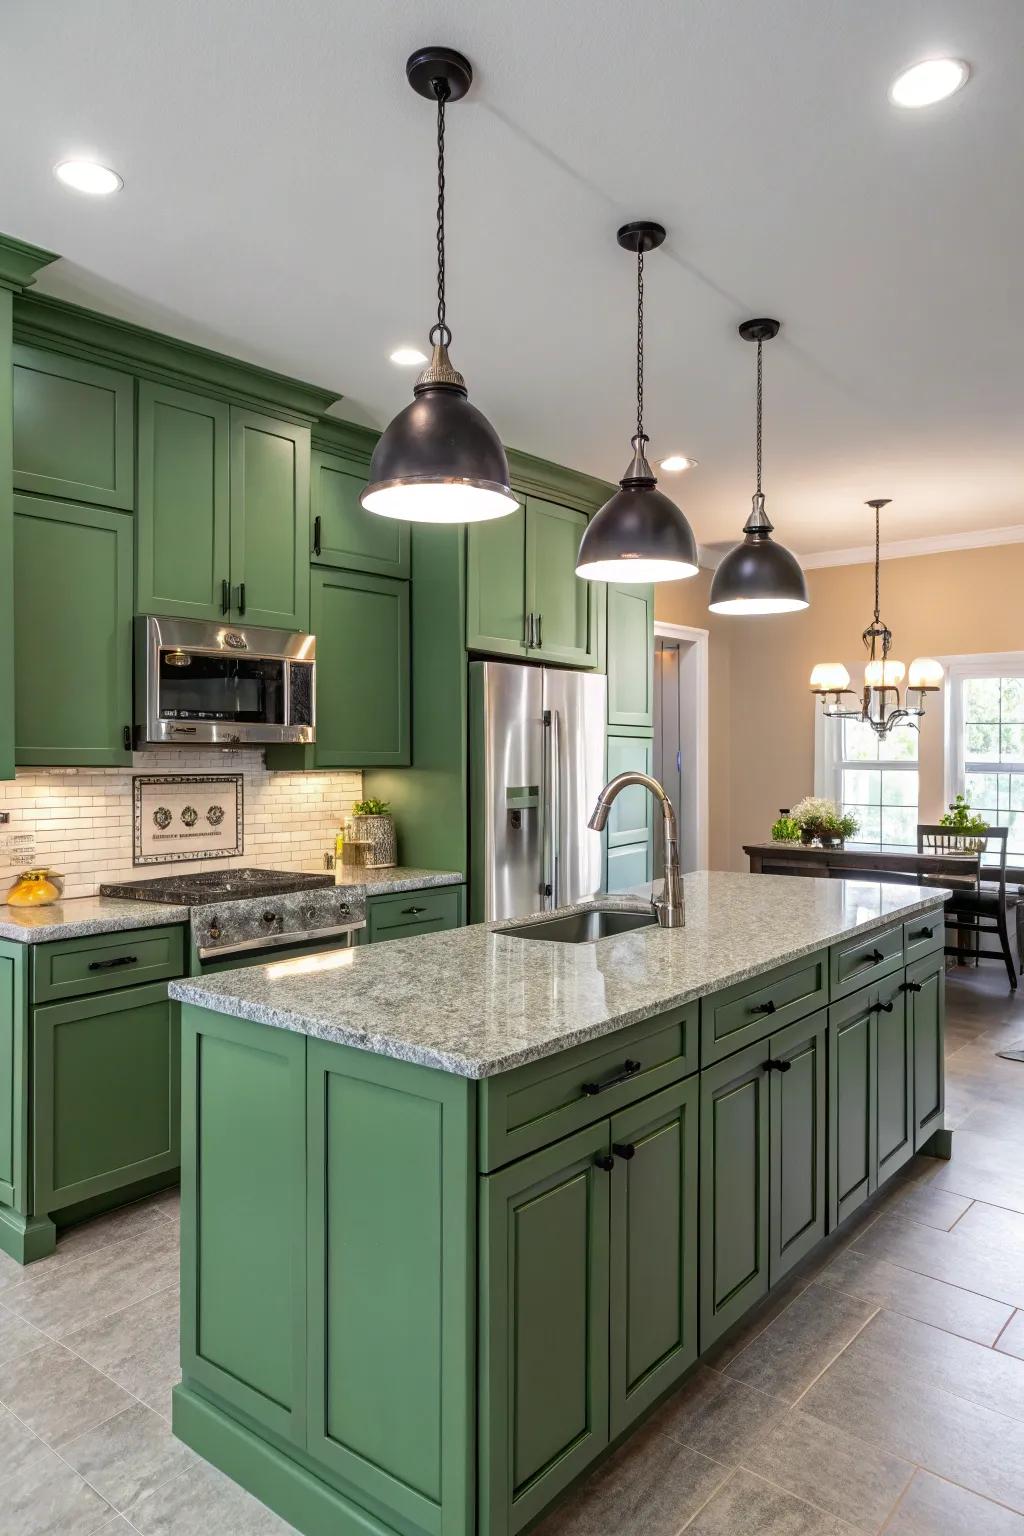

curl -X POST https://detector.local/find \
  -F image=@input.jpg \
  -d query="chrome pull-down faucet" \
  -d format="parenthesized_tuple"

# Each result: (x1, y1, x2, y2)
(588, 772, 685, 928)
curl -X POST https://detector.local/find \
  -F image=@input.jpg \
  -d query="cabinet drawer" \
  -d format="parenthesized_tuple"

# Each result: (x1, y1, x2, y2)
(700, 951, 828, 1066)
(830, 922, 903, 1001)
(32, 925, 185, 1004)
(366, 886, 462, 944)
(479, 1003, 698, 1172)
(904, 910, 944, 964)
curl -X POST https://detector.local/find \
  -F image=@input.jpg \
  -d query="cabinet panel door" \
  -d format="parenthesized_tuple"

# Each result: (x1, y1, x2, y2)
(33, 982, 179, 1213)
(699, 1039, 770, 1351)
(466, 504, 528, 657)
(310, 570, 410, 767)
(525, 498, 594, 666)
(229, 408, 310, 629)
(480, 1121, 610, 1536)
(0, 942, 28, 1215)
(306, 1042, 473, 1536)
(136, 382, 231, 620)
(14, 496, 132, 766)
(769, 1010, 827, 1284)
(311, 449, 409, 577)
(876, 977, 913, 1184)
(180, 1006, 307, 1447)
(828, 991, 877, 1228)
(366, 886, 462, 943)
(605, 842, 652, 893)
(909, 952, 945, 1150)
(13, 345, 134, 510)
(609, 1077, 698, 1438)
(605, 737, 654, 848)
(607, 584, 654, 729)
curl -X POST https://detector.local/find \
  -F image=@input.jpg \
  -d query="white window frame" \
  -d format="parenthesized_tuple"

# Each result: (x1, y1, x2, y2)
(813, 694, 920, 851)
(942, 653, 1024, 856)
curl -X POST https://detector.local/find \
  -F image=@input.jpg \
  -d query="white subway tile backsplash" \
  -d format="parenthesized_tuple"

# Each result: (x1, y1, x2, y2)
(0, 749, 362, 898)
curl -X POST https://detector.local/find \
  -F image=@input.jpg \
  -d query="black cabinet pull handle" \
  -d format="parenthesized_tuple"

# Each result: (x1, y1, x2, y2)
(902, 980, 923, 993)
(581, 1059, 642, 1097)
(872, 999, 895, 1013)
(751, 999, 776, 1015)
(221, 578, 230, 615)
(88, 955, 138, 971)
(855, 948, 885, 970)
(594, 1154, 616, 1172)
(123, 725, 132, 752)
(915, 926, 935, 939)
(763, 1057, 792, 1073)
(612, 1142, 636, 1160)
(313, 515, 322, 557)
(402, 906, 426, 916)
(237, 582, 246, 616)
(536, 612, 543, 649)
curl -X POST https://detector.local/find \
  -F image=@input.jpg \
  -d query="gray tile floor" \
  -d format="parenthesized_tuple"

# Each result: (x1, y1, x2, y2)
(0, 965, 1021, 1534)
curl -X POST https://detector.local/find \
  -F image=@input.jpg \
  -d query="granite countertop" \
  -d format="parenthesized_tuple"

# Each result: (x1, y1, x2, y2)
(168, 871, 949, 1080)
(0, 896, 190, 943)
(333, 867, 463, 894)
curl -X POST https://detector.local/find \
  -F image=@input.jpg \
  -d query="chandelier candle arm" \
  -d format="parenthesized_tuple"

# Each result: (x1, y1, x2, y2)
(360, 47, 518, 525)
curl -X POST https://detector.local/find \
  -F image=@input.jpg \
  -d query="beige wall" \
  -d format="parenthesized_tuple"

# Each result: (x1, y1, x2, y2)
(657, 542, 1024, 871)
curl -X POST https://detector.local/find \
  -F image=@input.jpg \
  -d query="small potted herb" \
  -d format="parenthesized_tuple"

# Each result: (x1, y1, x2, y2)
(770, 813, 801, 843)
(350, 798, 397, 869)
(938, 793, 988, 853)
(790, 796, 860, 849)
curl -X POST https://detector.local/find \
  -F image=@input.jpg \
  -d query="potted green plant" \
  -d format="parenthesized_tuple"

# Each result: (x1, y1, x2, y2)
(790, 796, 860, 849)
(349, 798, 397, 869)
(937, 793, 988, 853)
(770, 813, 801, 843)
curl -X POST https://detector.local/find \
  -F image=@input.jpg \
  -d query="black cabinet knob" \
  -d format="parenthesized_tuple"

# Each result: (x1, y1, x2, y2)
(763, 1058, 792, 1073)
(612, 1142, 636, 1161)
(902, 980, 923, 993)
(872, 999, 895, 1013)
(751, 1000, 777, 1015)
(594, 1154, 616, 1172)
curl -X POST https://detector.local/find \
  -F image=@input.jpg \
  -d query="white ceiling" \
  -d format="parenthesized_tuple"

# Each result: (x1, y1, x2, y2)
(2, 0, 1021, 557)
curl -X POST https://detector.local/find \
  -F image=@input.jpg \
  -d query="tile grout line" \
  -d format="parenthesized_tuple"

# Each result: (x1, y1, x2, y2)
(811, 1264, 1017, 1347)
(846, 1228, 1024, 1310)
(944, 1196, 975, 1232)
(676, 1464, 739, 1533)
(991, 1308, 1019, 1354)
(31, 1277, 180, 1353)
(789, 1304, 882, 1410)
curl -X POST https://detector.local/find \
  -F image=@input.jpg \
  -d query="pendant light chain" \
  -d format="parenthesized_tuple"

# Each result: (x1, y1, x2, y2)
(431, 79, 451, 346)
(635, 250, 645, 442)
(755, 338, 763, 495)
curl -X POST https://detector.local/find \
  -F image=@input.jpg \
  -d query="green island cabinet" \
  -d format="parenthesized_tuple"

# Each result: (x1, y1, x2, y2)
(0, 925, 185, 1263)
(174, 907, 947, 1536)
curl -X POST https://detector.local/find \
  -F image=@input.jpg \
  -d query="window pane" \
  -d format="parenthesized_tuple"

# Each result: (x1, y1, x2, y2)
(964, 772, 998, 814)
(881, 806, 916, 847)
(847, 804, 881, 844)
(1007, 811, 1024, 855)
(1001, 725, 1024, 763)
(966, 722, 999, 760)
(881, 769, 918, 806)
(842, 768, 881, 806)
(964, 677, 1000, 722)
(842, 719, 879, 762)
(879, 726, 919, 763)
(1011, 774, 1024, 812)
(1002, 677, 1024, 723)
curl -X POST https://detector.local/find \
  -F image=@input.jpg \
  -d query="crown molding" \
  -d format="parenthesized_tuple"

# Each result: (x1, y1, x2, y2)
(0, 235, 59, 294)
(800, 523, 1024, 570)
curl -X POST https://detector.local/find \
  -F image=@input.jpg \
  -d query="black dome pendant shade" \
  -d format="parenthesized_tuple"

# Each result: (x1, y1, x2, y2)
(361, 48, 517, 525)
(576, 223, 700, 583)
(709, 319, 808, 614)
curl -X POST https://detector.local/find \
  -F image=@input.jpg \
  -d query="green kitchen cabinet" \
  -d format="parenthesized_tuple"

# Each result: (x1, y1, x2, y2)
(466, 497, 598, 667)
(604, 735, 653, 893)
(0, 942, 28, 1217)
(605, 843, 653, 894)
(606, 583, 654, 730)
(768, 1011, 827, 1284)
(480, 1121, 611, 1536)
(608, 1076, 698, 1437)
(699, 1037, 770, 1350)
(13, 344, 134, 510)
(366, 886, 464, 943)
(14, 495, 133, 766)
(908, 950, 945, 1150)
(136, 381, 231, 620)
(875, 977, 914, 1183)
(33, 981, 180, 1214)
(311, 448, 409, 578)
(229, 408, 310, 630)
(828, 987, 876, 1228)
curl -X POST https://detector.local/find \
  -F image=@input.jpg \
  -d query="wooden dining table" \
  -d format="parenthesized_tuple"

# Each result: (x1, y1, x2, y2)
(742, 841, 1004, 887)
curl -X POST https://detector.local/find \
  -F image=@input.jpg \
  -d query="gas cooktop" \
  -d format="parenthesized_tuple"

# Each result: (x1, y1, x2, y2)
(99, 867, 336, 905)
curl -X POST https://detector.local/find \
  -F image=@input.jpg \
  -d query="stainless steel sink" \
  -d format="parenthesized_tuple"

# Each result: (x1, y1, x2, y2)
(500, 906, 659, 943)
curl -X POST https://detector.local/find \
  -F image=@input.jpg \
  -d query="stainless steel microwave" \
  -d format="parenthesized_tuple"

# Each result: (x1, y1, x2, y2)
(134, 616, 316, 747)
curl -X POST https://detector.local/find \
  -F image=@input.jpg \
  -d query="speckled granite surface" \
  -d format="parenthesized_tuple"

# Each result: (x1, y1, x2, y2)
(333, 867, 463, 893)
(0, 897, 189, 943)
(168, 871, 949, 1079)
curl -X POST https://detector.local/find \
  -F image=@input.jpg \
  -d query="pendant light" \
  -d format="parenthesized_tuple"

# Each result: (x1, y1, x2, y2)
(708, 319, 808, 614)
(576, 223, 699, 583)
(361, 48, 517, 524)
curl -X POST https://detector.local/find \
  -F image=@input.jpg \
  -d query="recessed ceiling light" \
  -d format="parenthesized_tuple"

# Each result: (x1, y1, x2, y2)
(389, 346, 428, 366)
(659, 454, 699, 473)
(54, 160, 123, 195)
(889, 58, 969, 108)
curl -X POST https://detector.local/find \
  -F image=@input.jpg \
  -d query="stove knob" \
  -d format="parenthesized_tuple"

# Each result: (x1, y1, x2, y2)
(262, 910, 278, 925)
(338, 902, 350, 917)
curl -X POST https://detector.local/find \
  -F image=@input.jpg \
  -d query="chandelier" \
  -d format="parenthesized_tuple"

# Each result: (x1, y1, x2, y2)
(810, 499, 943, 736)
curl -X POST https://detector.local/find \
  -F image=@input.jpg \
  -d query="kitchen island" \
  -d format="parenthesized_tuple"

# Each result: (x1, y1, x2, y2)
(168, 871, 950, 1536)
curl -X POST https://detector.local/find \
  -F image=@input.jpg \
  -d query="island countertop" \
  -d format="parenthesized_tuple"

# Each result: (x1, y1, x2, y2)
(167, 871, 949, 1079)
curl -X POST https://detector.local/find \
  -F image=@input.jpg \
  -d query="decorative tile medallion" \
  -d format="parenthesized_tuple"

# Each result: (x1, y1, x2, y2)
(133, 775, 243, 864)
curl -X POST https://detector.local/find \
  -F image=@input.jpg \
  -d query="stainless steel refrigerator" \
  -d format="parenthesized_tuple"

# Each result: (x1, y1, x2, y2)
(469, 660, 607, 922)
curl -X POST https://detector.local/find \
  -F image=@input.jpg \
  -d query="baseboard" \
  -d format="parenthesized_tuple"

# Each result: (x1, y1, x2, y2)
(0, 1206, 55, 1264)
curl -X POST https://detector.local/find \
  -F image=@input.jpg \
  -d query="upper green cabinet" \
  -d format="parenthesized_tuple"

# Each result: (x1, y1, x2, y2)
(311, 448, 409, 579)
(606, 583, 654, 729)
(467, 496, 598, 667)
(136, 393, 310, 629)
(229, 409, 310, 630)
(14, 496, 132, 766)
(136, 382, 231, 621)
(13, 345, 134, 511)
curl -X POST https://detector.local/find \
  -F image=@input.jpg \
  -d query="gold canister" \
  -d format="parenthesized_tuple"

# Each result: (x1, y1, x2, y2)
(6, 868, 65, 906)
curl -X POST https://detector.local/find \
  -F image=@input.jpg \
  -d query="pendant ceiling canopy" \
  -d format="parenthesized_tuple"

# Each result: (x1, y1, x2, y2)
(361, 47, 518, 525)
(708, 319, 809, 615)
(576, 222, 699, 584)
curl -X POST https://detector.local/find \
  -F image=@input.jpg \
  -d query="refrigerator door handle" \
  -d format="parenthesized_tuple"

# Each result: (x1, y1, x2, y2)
(550, 706, 562, 908)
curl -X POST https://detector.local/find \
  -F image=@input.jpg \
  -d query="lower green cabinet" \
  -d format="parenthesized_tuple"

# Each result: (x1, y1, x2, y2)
(876, 978, 913, 1183)
(909, 951, 945, 1150)
(768, 1011, 827, 1284)
(828, 987, 876, 1227)
(366, 885, 464, 944)
(0, 943, 27, 1215)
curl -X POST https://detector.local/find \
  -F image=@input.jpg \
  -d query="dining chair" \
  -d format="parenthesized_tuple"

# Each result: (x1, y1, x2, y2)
(918, 823, 1020, 989)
